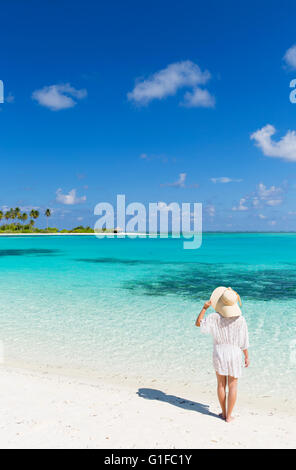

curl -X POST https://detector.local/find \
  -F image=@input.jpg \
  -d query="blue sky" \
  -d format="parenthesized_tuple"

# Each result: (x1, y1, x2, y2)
(1, 0, 296, 230)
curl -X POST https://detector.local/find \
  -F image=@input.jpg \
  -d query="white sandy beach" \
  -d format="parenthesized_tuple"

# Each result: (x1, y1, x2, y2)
(0, 365, 295, 449)
(0, 232, 148, 237)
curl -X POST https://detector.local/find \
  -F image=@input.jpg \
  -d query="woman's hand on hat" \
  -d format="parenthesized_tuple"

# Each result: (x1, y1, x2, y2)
(203, 300, 211, 310)
(196, 300, 211, 327)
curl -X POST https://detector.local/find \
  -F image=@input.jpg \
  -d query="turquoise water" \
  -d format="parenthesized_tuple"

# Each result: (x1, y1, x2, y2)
(0, 234, 295, 400)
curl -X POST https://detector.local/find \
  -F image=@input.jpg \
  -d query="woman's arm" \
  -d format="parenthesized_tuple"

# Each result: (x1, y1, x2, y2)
(195, 300, 211, 327)
(243, 349, 250, 368)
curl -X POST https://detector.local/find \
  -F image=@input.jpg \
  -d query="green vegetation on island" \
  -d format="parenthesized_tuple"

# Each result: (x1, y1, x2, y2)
(0, 208, 118, 234)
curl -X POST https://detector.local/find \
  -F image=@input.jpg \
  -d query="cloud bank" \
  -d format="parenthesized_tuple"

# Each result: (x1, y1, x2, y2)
(232, 182, 283, 212)
(56, 188, 86, 205)
(161, 173, 187, 188)
(251, 124, 296, 161)
(128, 61, 214, 107)
(283, 45, 296, 69)
(211, 177, 242, 184)
(32, 83, 87, 111)
(232, 198, 248, 211)
(182, 87, 215, 108)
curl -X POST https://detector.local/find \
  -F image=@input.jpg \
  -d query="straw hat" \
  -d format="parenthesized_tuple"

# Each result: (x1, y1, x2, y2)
(210, 286, 242, 318)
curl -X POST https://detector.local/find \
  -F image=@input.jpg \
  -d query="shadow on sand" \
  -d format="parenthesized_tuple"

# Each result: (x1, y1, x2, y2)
(137, 388, 220, 419)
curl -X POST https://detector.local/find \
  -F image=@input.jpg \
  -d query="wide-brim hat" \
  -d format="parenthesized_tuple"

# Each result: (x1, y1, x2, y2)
(210, 286, 242, 318)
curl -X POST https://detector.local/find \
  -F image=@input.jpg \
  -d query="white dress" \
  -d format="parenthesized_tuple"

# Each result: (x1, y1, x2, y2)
(200, 313, 249, 378)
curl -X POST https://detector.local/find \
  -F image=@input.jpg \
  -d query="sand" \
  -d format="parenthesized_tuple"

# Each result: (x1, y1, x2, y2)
(0, 232, 147, 236)
(0, 365, 295, 449)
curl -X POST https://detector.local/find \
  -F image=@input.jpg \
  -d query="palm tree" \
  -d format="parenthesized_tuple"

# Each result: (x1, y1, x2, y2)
(21, 213, 28, 228)
(5, 210, 11, 225)
(29, 210, 39, 231)
(10, 208, 16, 223)
(15, 207, 21, 231)
(29, 210, 35, 231)
(34, 210, 40, 230)
(45, 209, 51, 231)
(0, 211, 3, 225)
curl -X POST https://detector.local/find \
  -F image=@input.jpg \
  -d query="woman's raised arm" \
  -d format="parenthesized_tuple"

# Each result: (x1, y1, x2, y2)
(195, 300, 211, 327)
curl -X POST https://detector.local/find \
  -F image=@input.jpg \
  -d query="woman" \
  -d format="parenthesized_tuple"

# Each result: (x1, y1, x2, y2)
(195, 286, 250, 423)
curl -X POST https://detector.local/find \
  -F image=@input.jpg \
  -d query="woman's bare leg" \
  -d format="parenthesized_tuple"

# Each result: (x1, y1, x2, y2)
(226, 376, 238, 422)
(215, 372, 226, 419)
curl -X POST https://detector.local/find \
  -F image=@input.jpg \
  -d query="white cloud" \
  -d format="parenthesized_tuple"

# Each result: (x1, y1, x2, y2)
(20, 205, 40, 212)
(32, 83, 87, 111)
(211, 177, 242, 184)
(1, 205, 41, 213)
(233, 182, 283, 213)
(182, 87, 215, 108)
(232, 198, 248, 211)
(139, 153, 172, 163)
(162, 173, 187, 188)
(206, 205, 215, 217)
(127, 60, 213, 106)
(283, 45, 296, 69)
(251, 124, 296, 161)
(269, 220, 276, 226)
(174, 173, 186, 187)
(258, 214, 267, 219)
(265, 199, 282, 206)
(257, 183, 283, 206)
(252, 197, 260, 207)
(56, 188, 86, 205)
(257, 182, 282, 199)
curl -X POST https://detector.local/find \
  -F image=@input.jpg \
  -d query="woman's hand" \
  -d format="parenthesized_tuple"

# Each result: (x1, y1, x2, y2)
(195, 300, 211, 327)
(245, 357, 250, 368)
(203, 300, 211, 310)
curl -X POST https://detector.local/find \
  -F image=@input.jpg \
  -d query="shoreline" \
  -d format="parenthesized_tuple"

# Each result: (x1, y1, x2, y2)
(0, 232, 148, 236)
(1, 232, 296, 237)
(3, 356, 295, 413)
(0, 363, 295, 449)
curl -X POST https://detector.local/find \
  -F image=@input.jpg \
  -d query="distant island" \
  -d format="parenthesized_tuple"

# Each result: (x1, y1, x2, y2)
(0, 207, 118, 234)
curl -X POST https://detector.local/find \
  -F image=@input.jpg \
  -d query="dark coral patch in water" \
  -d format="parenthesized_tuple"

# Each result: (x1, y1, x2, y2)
(76, 257, 178, 265)
(0, 249, 60, 257)
(124, 263, 296, 301)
